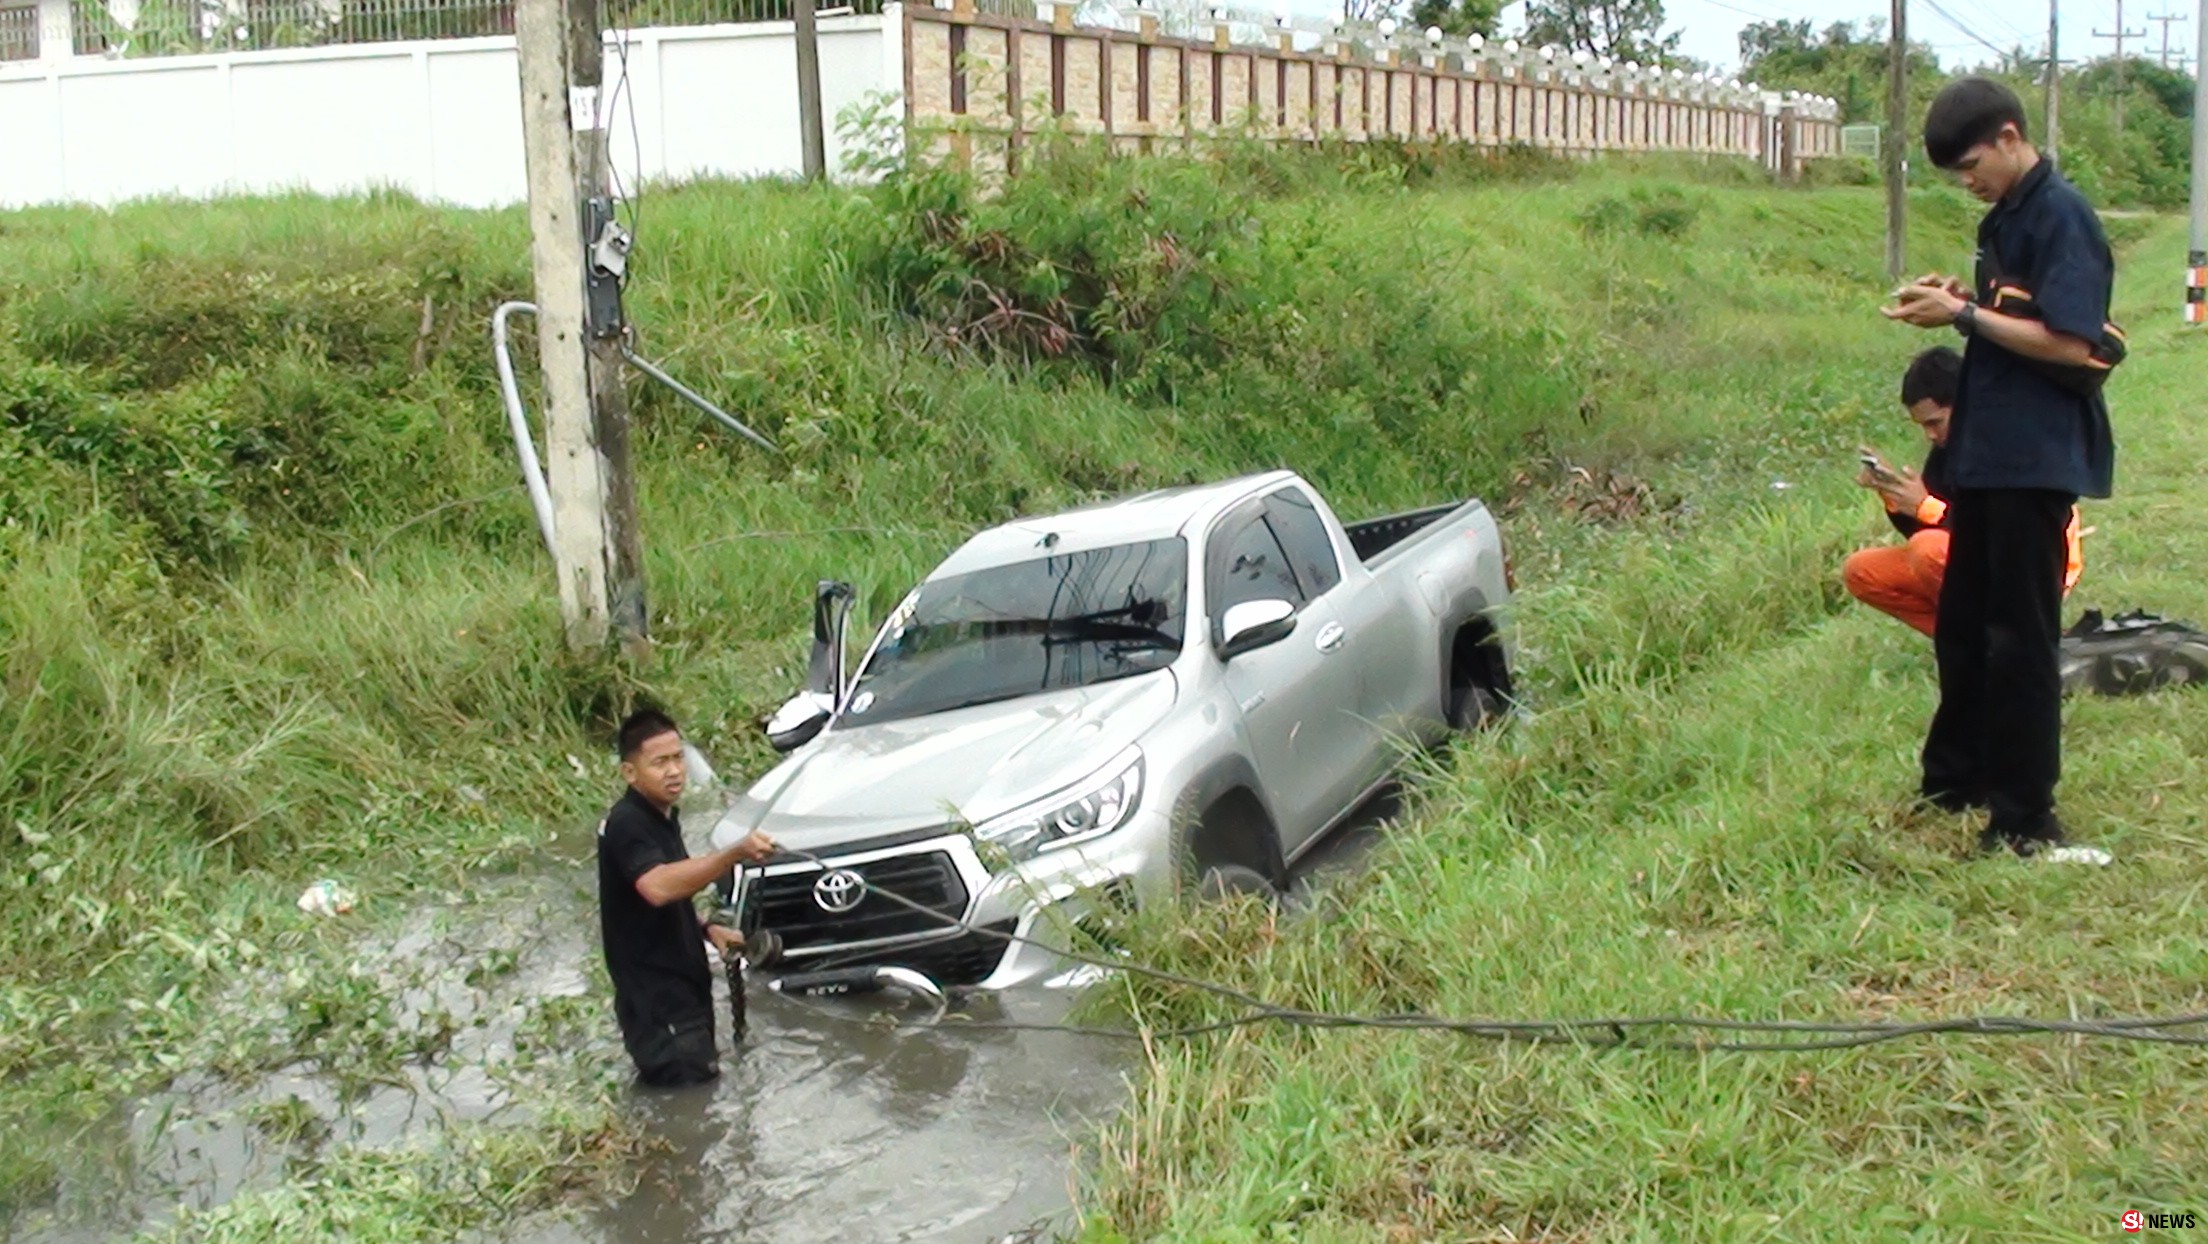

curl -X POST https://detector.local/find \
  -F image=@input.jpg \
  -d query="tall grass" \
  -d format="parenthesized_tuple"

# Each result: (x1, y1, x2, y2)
(1072, 219, 2208, 1241)
(0, 141, 2172, 1233)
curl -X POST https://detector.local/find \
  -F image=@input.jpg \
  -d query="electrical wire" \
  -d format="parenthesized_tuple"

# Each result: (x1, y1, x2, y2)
(1949, 0, 2038, 52)
(1917, 0, 2018, 65)
(606, 0, 645, 245)
(750, 845, 2208, 1054)
(1691, 0, 1790, 25)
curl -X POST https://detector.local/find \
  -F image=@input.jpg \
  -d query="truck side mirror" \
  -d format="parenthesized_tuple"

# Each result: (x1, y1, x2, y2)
(805, 579, 856, 702)
(763, 691, 834, 752)
(764, 580, 855, 753)
(1219, 598, 1297, 659)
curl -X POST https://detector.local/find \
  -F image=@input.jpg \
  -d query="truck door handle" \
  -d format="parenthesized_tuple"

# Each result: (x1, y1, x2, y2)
(1315, 621, 1346, 653)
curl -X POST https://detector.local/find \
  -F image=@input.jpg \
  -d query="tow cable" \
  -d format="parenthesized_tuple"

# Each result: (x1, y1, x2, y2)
(713, 847, 2208, 1054)
(708, 908, 947, 1041)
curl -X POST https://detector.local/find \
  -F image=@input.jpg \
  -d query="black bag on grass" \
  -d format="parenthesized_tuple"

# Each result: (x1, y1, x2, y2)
(2059, 609, 2208, 697)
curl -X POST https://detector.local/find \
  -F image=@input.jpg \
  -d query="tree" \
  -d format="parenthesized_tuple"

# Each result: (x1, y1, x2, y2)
(1521, 0, 1681, 66)
(1737, 17, 1813, 67)
(1737, 18, 1942, 125)
(2074, 57, 2197, 119)
(1408, 0, 1501, 39)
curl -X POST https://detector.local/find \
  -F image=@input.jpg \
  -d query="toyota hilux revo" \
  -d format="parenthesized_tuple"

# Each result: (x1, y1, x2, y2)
(710, 469, 1515, 990)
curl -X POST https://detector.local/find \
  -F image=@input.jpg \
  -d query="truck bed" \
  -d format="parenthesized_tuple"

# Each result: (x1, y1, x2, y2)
(1344, 501, 1477, 568)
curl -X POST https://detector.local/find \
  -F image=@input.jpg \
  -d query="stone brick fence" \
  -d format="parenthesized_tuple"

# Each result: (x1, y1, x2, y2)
(898, 0, 1842, 178)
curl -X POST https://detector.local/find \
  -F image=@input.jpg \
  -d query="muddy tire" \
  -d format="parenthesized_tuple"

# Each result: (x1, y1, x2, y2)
(1197, 863, 1279, 904)
(1446, 682, 1507, 732)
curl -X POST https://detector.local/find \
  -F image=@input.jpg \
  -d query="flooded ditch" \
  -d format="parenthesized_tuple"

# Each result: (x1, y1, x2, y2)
(13, 796, 1391, 1243)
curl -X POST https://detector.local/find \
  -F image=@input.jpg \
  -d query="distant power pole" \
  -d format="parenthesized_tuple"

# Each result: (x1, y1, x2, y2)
(2187, 0, 2205, 324)
(1887, 0, 1909, 281)
(2094, 0, 2148, 134)
(2045, 0, 2061, 164)
(2146, 9, 2189, 65)
(793, 0, 827, 180)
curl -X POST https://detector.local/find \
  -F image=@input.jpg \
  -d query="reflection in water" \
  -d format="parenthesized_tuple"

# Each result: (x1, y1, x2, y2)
(509, 979, 1129, 1244)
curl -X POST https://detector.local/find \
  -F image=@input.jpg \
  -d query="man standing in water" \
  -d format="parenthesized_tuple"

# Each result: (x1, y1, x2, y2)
(1881, 78, 2118, 864)
(599, 708, 776, 1086)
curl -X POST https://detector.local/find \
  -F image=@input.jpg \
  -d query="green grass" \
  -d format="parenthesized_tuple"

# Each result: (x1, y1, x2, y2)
(1071, 220, 2208, 1241)
(0, 144, 2190, 1238)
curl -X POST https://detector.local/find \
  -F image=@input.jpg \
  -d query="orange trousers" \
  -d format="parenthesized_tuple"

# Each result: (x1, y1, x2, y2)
(1844, 523, 2081, 637)
(1844, 530, 1953, 637)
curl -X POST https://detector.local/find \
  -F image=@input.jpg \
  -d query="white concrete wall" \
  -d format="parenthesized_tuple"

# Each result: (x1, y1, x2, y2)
(0, 13, 899, 208)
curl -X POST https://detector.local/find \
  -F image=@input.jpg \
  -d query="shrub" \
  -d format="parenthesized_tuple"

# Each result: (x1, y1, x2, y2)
(1576, 184, 1704, 239)
(838, 131, 1266, 397)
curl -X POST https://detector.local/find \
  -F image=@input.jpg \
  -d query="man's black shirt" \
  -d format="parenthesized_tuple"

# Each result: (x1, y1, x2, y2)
(598, 787, 712, 1035)
(1954, 157, 2116, 498)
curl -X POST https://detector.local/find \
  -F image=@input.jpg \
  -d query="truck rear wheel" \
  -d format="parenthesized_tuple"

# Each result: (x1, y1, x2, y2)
(1445, 618, 1512, 731)
(1447, 682, 1506, 731)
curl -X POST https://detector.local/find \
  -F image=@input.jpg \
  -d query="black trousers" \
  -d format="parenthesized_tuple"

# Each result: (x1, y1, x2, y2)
(623, 1006, 720, 1088)
(1921, 487, 2076, 834)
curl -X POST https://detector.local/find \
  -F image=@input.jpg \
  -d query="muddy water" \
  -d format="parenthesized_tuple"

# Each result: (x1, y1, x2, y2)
(512, 987, 1131, 1244)
(15, 795, 1391, 1244)
(511, 796, 1393, 1244)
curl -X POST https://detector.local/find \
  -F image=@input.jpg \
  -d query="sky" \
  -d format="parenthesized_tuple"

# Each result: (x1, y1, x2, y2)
(1277, 1, 2207, 79)
(1628, 0, 2204, 76)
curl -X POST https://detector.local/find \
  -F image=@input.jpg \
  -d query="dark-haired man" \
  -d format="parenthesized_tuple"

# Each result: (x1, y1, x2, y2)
(1844, 346, 2082, 637)
(598, 709, 776, 1086)
(1880, 77, 2116, 864)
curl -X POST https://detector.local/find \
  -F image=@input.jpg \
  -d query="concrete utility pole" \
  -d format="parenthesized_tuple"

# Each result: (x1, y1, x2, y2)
(570, 0, 649, 655)
(2095, 0, 2148, 134)
(2147, 9, 2188, 64)
(1887, 0, 1909, 282)
(793, 0, 827, 180)
(2046, 0, 2061, 164)
(2188, 0, 2205, 324)
(514, 0, 648, 654)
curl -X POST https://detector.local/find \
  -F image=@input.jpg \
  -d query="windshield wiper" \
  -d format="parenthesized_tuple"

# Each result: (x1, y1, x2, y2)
(1041, 616, 1180, 650)
(1032, 602, 1180, 649)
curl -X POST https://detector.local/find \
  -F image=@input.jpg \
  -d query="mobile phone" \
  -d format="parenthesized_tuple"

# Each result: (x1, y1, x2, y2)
(1859, 452, 1884, 473)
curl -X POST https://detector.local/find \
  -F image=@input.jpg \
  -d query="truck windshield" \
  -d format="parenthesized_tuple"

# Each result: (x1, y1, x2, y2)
(839, 537, 1189, 727)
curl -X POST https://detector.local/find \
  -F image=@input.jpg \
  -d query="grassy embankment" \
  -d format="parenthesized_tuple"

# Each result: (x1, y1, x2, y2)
(0, 139, 2187, 1238)
(1075, 218, 2208, 1238)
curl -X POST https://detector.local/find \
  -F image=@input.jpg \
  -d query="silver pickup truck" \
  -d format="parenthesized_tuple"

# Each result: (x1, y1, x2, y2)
(709, 470, 1514, 990)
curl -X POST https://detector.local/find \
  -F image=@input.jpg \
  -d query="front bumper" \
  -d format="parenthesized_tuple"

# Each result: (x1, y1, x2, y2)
(731, 807, 1168, 990)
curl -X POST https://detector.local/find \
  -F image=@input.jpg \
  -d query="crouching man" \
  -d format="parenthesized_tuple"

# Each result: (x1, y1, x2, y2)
(1844, 346, 2081, 638)
(598, 709, 775, 1087)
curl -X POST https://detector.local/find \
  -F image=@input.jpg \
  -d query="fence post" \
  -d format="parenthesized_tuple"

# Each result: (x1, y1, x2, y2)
(33, 0, 69, 60)
(1779, 101, 1800, 183)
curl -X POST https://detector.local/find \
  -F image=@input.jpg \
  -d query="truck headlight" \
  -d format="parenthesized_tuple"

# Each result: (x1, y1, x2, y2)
(973, 747, 1144, 864)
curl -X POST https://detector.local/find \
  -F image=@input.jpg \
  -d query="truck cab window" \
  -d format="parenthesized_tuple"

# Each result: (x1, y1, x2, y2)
(1263, 487, 1342, 599)
(1208, 501, 1305, 646)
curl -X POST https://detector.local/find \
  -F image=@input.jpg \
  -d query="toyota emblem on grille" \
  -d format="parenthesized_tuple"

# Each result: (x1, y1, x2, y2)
(812, 868, 865, 914)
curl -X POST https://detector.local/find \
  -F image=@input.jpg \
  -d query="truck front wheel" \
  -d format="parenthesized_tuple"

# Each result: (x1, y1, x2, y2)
(1197, 863, 1279, 904)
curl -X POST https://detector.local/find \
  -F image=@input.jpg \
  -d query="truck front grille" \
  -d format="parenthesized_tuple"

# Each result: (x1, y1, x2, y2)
(863, 920, 1016, 986)
(751, 851, 970, 950)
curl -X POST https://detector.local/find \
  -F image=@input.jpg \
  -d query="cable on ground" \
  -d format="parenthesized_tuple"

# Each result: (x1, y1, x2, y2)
(745, 846, 2208, 1054)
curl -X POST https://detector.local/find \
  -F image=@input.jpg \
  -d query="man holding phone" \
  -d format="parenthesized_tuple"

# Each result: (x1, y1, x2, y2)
(1878, 77, 2117, 862)
(1843, 346, 2082, 638)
